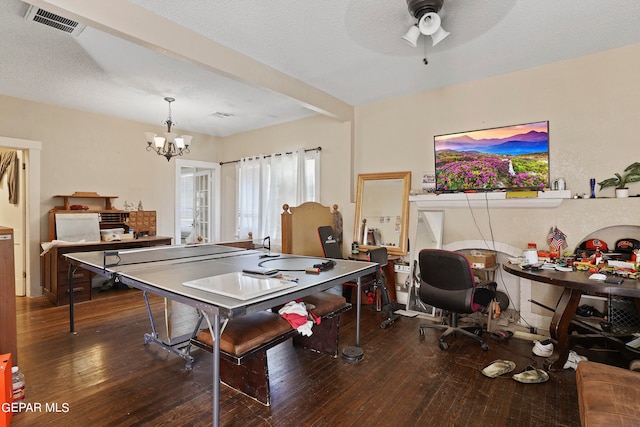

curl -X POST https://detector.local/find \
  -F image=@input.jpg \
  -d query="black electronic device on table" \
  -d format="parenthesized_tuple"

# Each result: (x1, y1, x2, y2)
(521, 263, 543, 271)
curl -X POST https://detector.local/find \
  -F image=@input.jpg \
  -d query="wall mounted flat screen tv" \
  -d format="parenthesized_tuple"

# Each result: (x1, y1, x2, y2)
(434, 121, 549, 192)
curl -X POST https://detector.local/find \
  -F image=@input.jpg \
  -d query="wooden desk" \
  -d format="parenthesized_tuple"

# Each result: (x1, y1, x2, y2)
(503, 263, 640, 370)
(42, 236, 172, 306)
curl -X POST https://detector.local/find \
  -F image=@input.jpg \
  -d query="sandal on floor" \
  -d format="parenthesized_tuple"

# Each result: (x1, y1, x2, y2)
(481, 360, 516, 378)
(490, 330, 513, 341)
(512, 366, 549, 384)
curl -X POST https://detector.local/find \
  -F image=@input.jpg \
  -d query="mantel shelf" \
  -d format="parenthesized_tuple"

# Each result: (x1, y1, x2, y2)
(409, 190, 571, 209)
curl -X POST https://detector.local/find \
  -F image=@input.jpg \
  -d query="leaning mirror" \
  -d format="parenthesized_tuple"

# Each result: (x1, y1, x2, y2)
(354, 171, 411, 256)
(413, 210, 444, 256)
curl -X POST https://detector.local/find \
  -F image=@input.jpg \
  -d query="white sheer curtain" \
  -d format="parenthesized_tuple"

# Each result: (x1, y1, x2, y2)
(237, 155, 268, 240)
(237, 148, 320, 249)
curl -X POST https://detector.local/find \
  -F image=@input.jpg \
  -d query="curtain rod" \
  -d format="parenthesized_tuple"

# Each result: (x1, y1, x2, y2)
(219, 146, 321, 166)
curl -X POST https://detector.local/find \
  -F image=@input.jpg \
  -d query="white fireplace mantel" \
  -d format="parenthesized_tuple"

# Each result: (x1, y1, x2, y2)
(409, 190, 571, 209)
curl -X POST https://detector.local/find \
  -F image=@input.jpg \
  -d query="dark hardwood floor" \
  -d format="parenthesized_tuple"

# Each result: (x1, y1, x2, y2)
(11, 289, 581, 426)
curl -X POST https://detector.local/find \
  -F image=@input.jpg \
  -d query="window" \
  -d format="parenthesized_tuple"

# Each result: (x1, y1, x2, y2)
(237, 148, 320, 249)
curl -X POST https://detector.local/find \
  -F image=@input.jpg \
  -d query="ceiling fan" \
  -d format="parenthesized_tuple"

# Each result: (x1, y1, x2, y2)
(402, 0, 450, 49)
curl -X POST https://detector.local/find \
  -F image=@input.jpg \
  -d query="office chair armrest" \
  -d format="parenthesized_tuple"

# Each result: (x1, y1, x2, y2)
(476, 280, 497, 292)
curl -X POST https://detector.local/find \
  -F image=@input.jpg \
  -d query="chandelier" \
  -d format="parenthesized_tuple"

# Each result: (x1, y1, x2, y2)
(144, 97, 193, 161)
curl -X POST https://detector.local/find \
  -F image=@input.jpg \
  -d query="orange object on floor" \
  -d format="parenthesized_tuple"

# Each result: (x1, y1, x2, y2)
(0, 353, 13, 427)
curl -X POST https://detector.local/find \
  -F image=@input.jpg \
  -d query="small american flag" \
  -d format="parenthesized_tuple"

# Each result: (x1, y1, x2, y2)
(547, 226, 568, 251)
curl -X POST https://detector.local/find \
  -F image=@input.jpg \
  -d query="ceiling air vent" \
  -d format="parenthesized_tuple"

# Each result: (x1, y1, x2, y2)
(24, 5, 85, 36)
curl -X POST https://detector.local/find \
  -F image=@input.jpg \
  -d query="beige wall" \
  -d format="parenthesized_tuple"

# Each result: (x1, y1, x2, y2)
(0, 94, 219, 242)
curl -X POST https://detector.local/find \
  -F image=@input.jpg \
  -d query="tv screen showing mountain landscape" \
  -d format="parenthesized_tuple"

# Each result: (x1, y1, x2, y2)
(434, 121, 549, 192)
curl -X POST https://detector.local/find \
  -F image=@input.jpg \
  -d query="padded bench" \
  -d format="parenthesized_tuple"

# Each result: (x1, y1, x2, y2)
(576, 361, 640, 426)
(190, 292, 351, 405)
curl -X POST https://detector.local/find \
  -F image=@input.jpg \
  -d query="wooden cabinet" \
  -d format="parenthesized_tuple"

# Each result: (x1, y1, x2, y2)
(0, 226, 18, 364)
(43, 192, 168, 306)
(42, 236, 172, 306)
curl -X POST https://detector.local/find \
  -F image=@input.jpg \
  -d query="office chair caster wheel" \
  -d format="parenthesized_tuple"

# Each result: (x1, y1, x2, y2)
(439, 341, 449, 350)
(419, 327, 425, 336)
(474, 328, 483, 336)
(481, 343, 489, 351)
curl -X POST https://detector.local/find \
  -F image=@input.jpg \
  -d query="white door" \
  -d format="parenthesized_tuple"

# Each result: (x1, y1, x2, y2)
(175, 159, 220, 245)
(193, 169, 211, 243)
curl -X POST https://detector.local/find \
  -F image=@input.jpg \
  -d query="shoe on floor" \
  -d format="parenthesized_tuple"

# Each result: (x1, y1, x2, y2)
(481, 360, 516, 378)
(563, 350, 588, 370)
(512, 366, 549, 384)
(532, 339, 554, 357)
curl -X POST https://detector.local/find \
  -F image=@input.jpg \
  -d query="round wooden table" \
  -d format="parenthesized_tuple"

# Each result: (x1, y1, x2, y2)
(503, 263, 640, 370)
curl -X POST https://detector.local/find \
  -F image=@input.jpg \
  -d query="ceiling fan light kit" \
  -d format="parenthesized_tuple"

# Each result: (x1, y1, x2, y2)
(430, 26, 450, 46)
(418, 12, 440, 35)
(401, 25, 421, 47)
(144, 97, 193, 161)
(402, 0, 450, 49)
(418, 13, 450, 46)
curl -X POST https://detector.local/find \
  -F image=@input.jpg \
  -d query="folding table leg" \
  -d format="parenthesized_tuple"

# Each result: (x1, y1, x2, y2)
(201, 311, 221, 427)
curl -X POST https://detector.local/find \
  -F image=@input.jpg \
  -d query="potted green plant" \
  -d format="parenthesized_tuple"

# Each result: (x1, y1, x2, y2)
(598, 162, 640, 198)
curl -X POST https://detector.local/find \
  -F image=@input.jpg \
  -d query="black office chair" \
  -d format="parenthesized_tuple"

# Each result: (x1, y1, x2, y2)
(318, 226, 399, 328)
(417, 249, 496, 351)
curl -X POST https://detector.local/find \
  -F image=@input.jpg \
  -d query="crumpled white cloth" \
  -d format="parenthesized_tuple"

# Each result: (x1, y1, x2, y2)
(40, 239, 86, 256)
(278, 301, 314, 336)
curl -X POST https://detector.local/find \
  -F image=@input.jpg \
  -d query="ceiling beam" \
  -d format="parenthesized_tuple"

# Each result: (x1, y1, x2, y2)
(27, 0, 354, 123)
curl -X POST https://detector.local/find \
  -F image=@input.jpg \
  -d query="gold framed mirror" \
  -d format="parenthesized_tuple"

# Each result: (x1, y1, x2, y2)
(354, 171, 411, 256)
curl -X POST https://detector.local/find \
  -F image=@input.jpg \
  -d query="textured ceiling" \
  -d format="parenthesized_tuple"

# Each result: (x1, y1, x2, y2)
(1, 0, 640, 137)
